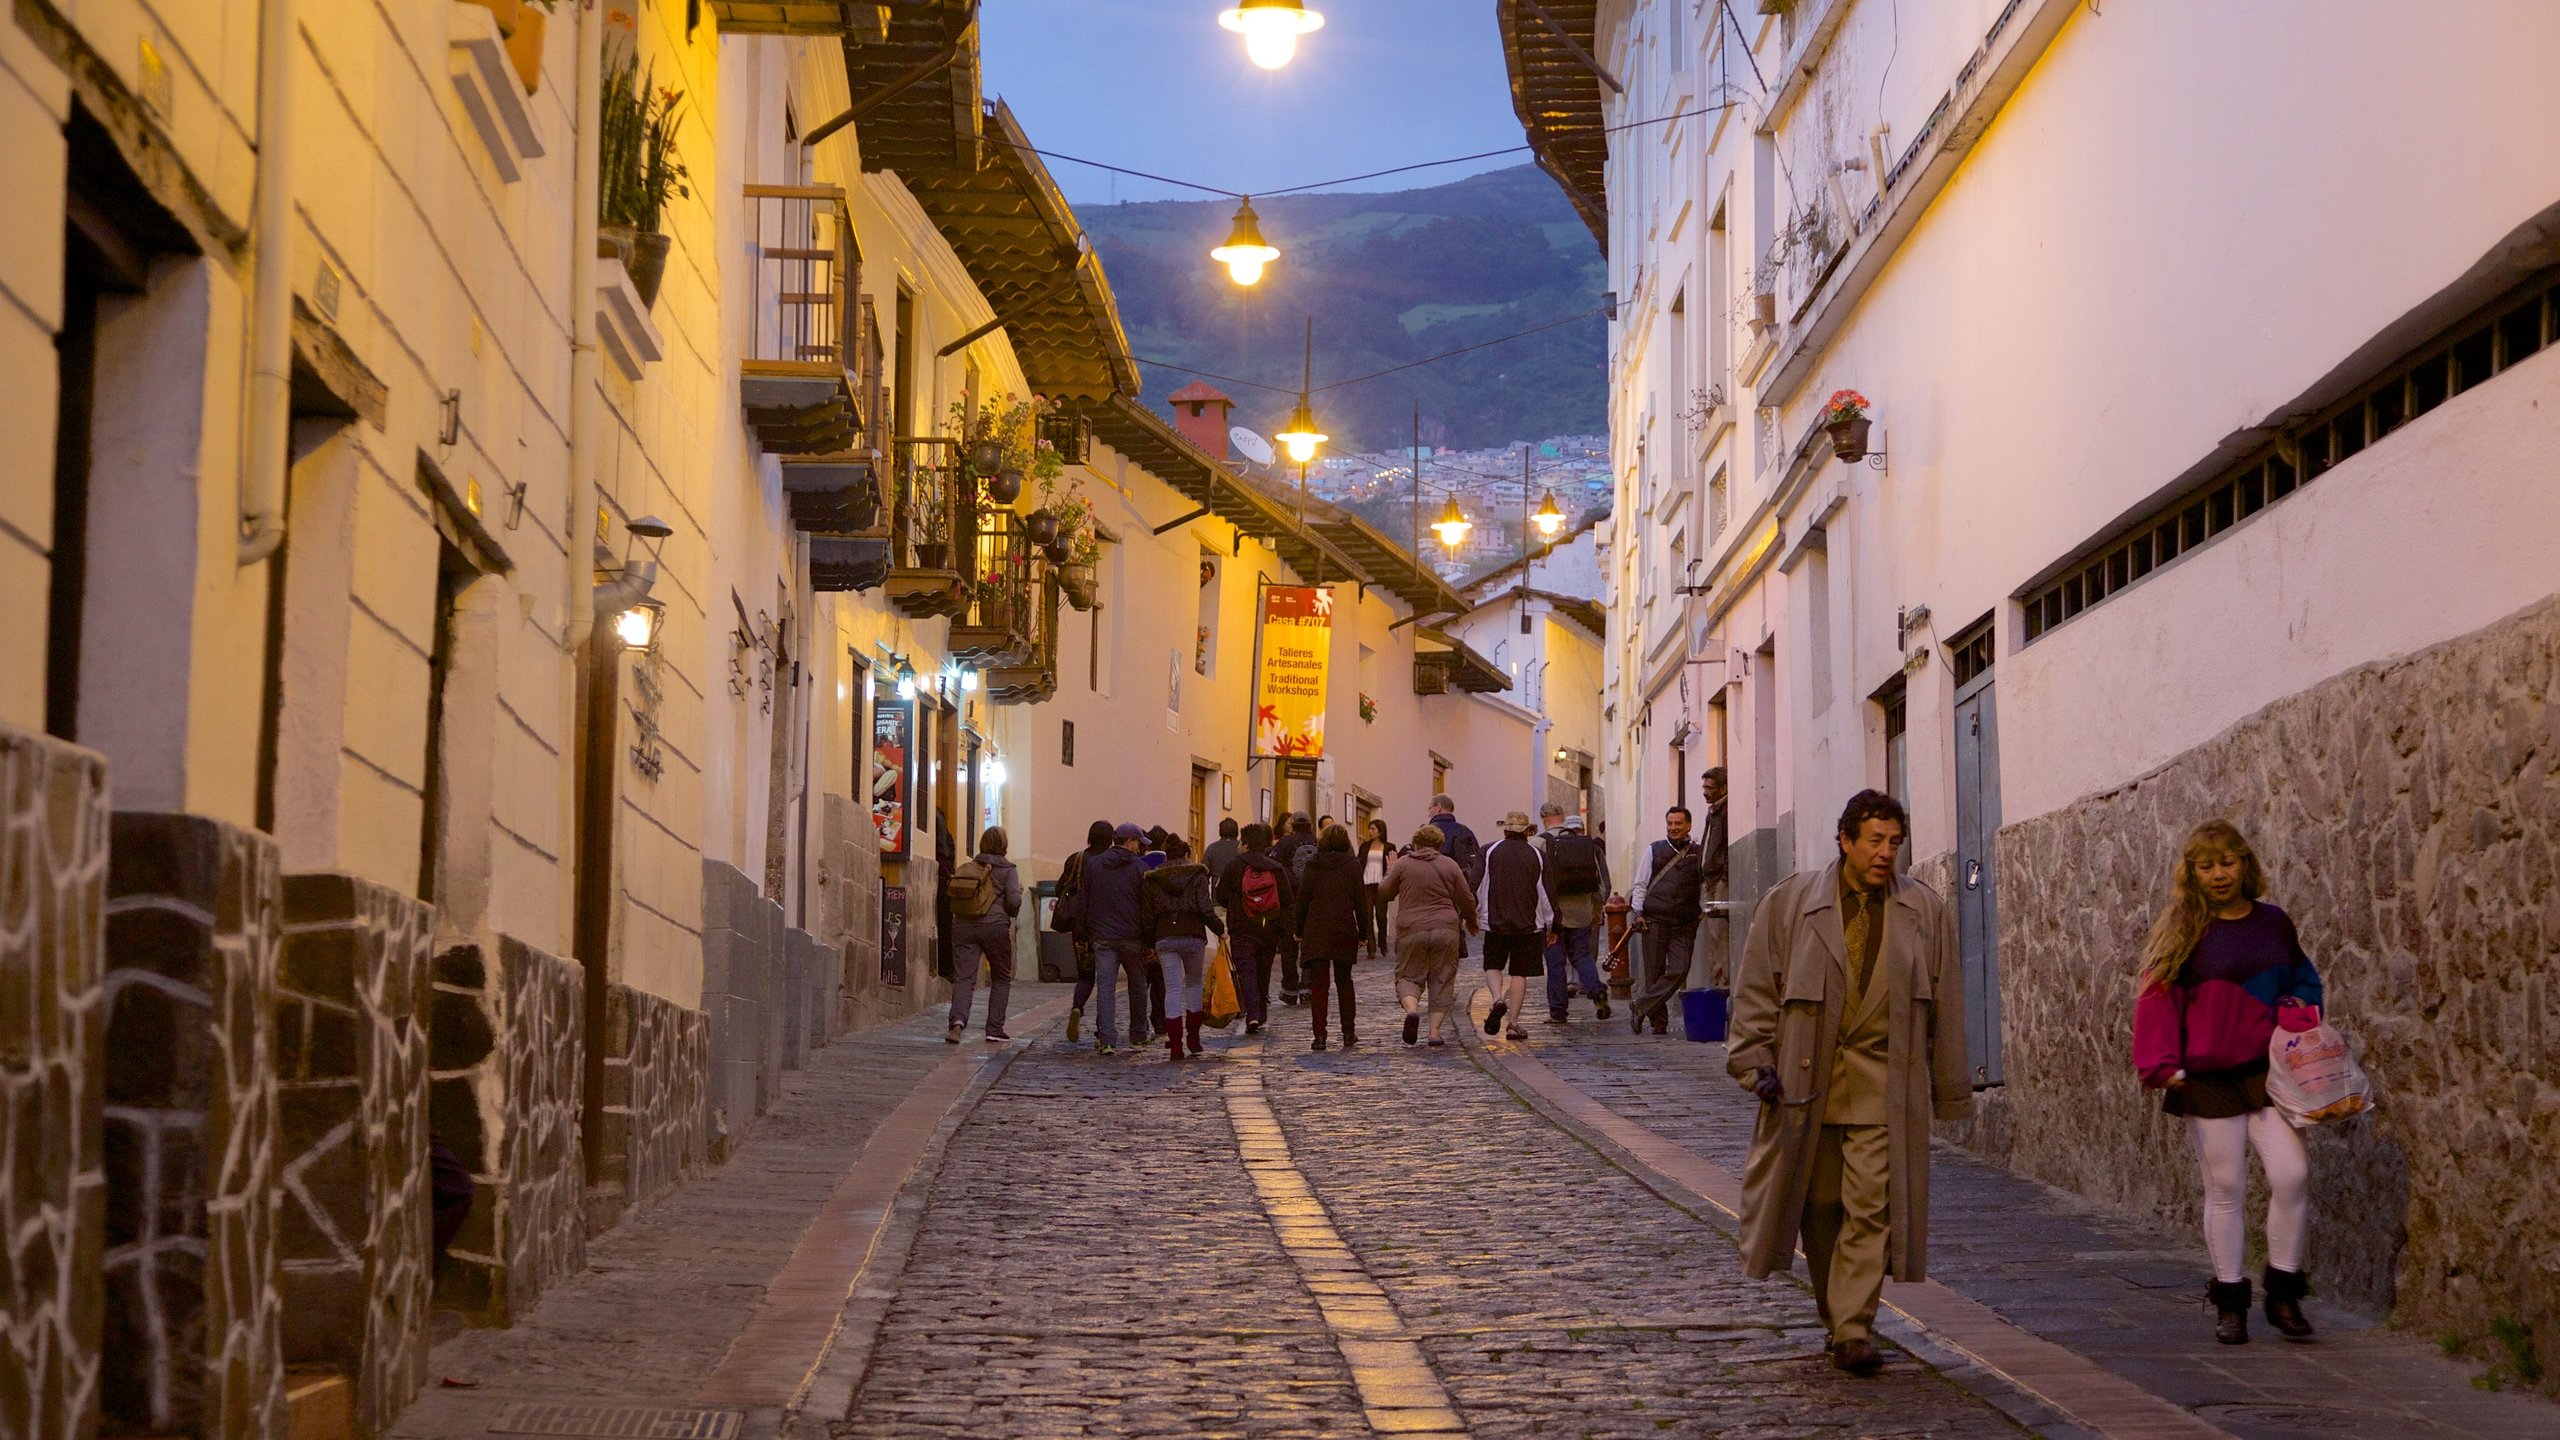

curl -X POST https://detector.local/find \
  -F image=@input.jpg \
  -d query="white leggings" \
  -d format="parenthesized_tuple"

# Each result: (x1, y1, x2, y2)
(2190, 1109, 2308, 1282)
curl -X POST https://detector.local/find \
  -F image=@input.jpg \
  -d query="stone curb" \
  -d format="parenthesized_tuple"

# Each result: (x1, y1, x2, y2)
(718, 995, 1073, 1440)
(1449, 979, 2217, 1440)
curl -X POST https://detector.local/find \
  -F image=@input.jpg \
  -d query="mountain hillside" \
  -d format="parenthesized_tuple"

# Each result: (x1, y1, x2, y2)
(1079, 165, 1605, 453)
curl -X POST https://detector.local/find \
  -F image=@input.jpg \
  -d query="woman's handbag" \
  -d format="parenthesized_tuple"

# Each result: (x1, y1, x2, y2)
(1204, 939, 1241, 1028)
(2265, 1001, 2374, 1127)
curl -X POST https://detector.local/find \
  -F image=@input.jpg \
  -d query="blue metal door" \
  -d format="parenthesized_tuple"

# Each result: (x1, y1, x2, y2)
(1952, 677, 2004, 1086)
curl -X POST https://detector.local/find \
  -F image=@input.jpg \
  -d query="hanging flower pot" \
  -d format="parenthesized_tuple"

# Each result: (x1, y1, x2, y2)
(1058, 560, 1097, 610)
(984, 467, 1024, 506)
(1025, 508, 1060, 547)
(1826, 413, 1872, 462)
(628, 230, 673, 310)
(1821, 389, 1872, 462)
(970, 440, 1004, 476)
(1043, 535, 1071, 565)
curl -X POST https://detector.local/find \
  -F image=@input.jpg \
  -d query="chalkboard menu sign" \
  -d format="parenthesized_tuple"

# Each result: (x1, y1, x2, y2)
(880, 883, 908, 987)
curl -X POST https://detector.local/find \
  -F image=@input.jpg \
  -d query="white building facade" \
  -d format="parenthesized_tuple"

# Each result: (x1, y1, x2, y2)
(1503, 0, 2560, 1368)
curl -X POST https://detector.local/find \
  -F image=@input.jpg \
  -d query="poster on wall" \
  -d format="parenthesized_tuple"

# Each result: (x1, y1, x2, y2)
(880, 883, 908, 987)
(1251, 584, 1332, 758)
(872, 699, 913, 855)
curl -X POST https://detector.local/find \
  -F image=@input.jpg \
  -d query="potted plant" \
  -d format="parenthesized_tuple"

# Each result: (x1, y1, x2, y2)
(1823, 389, 1872, 461)
(599, 57, 688, 308)
(1358, 692, 1378, 724)
(908, 466, 953, 570)
(1036, 470, 1101, 609)
(1024, 508, 1060, 548)
(976, 576, 1017, 634)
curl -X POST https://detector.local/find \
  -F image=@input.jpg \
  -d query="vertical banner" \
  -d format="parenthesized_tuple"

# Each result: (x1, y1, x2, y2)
(872, 700, 912, 855)
(1252, 585, 1333, 758)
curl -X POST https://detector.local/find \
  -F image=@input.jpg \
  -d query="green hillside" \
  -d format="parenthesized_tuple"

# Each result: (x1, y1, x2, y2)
(1078, 165, 1606, 453)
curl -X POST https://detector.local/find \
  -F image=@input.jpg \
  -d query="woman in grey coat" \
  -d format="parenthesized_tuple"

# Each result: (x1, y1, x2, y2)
(946, 826, 1025, 1043)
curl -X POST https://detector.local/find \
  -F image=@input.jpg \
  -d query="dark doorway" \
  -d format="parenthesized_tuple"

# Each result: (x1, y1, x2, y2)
(418, 540, 476, 901)
(1953, 652, 2004, 1087)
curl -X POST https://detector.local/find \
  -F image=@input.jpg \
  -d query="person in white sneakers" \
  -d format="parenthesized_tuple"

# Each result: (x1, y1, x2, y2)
(1476, 811, 1554, 1042)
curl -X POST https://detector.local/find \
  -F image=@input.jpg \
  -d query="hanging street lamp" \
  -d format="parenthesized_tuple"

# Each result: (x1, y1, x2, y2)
(1212, 197, 1280, 286)
(1276, 397, 1327, 465)
(1532, 489, 1566, 539)
(613, 597, 665, 651)
(1431, 495, 1473, 550)
(1219, 0, 1324, 70)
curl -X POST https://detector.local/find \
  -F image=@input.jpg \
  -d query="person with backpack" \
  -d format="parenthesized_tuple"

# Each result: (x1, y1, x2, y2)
(1535, 804, 1612, 1024)
(944, 826, 1024, 1044)
(1294, 825, 1367, 1051)
(1056, 820, 1112, 1044)
(1214, 822, 1296, 1034)
(1357, 818, 1397, 960)
(2131, 820, 2323, 1345)
(1629, 804, 1710, 1036)
(1080, 823, 1154, 1055)
(1426, 796, 1484, 960)
(1382, 824, 1478, 1047)
(1140, 835, 1223, 1060)
(1271, 813, 1318, 1005)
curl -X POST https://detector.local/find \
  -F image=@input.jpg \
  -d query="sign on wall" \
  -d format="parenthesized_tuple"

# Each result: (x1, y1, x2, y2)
(1251, 585, 1332, 758)
(880, 882, 908, 987)
(872, 700, 913, 855)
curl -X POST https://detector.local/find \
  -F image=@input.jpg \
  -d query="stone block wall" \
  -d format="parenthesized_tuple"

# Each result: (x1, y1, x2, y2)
(273, 874, 435, 1438)
(700, 860, 783, 1141)
(819, 796, 884, 1034)
(426, 937, 586, 1325)
(1978, 594, 2560, 1382)
(0, 727, 109, 1440)
(100, 813, 285, 1440)
(596, 982, 709, 1217)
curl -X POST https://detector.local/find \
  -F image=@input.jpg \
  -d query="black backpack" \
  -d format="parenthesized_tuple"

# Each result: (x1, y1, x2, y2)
(1547, 833, 1601, 895)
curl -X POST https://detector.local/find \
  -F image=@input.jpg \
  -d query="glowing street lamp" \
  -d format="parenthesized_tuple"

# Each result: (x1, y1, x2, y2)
(1211, 197, 1280, 286)
(1276, 397, 1327, 465)
(1430, 495, 1473, 550)
(612, 598, 664, 651)
(1219, 0, 1324, 70)
(1532, 489, 1565, 539)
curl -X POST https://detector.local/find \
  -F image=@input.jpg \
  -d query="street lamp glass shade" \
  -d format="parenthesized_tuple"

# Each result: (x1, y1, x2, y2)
(1430, 496, 1473, 549)
(1219, 0, 1323, 69)
(613, 599, 664, 651)
(1211, 198, 1280, 285)
(1276, 398, 1327, 464)
(1533, 490, 1566, 537)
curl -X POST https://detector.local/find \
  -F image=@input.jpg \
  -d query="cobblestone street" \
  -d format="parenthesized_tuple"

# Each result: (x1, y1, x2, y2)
(388, 964, 2559, 1440)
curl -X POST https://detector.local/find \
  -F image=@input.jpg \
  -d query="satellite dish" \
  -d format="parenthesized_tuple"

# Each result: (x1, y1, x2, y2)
(1230, 427, 1276, 466)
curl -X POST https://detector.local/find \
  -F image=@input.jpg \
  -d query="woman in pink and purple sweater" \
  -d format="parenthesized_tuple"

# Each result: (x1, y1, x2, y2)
(2130, 820, 2323, 1347)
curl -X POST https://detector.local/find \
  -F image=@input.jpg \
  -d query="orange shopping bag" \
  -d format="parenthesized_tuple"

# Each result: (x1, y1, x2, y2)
(1204, 938, 1241, 1028)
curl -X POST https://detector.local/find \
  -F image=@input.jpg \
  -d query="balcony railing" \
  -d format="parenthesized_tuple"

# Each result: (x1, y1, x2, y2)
(986, 573, 1062, 705)
(950, 508, 1043, 665)
(741, 185, 864, 455)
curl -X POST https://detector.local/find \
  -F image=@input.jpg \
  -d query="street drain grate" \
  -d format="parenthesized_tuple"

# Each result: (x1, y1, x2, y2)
(489, 1404, 743, 1440)
(2194, 1402, 2398, 1436)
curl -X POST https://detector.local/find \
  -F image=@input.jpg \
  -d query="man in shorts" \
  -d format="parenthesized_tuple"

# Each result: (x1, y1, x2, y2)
(1476, 810, 1554, 1040)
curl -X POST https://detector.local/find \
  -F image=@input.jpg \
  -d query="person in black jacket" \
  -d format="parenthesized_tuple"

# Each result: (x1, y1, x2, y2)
(1081, 824, 1153, 1054)
(1058, 820, 1112, 1044)
(1215, 822, 1296, 1035)
(1293, 825, 1367, 1050)
(1270, 813, 1317, 1005)
(1140, 836, 1224, 1060)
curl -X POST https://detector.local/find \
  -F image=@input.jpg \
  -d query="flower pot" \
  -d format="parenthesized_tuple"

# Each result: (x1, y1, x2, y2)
(985, 468, 1024, 506)
(1058, 560, 1097, 610)
(1825, 414, 1871, 462)
(981, 594, 1017, 634)
(505, 5, 546, 94)
(914, 541, 949, 572)
(628, 230, 672, 309)
(460, 0, 523, 38)
(970, 441, 1004, 476)
(1025, 509, 1060, 547)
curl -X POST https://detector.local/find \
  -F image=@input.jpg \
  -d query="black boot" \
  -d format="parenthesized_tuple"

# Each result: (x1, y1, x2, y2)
(2263, 1267, 2314, 1339)
(2207, 1278, 2251, 1345)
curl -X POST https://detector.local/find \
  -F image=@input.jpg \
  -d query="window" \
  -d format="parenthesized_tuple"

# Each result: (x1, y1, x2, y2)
(1950, 616, 1995, 689)
(2024, 267, 2559, 644)
(1708, 465, 1729, 542)
(1195, 549, 1219, 676)
(1061, 719, 1075, 767)
(1805, 547, 1833, 715)
(1880, 682, 1909, 807)
(1432, 756, 1450, 798)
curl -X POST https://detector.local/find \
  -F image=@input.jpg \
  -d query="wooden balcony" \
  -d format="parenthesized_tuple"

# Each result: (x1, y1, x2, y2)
(947, 510, 1040, 665)
(706, 2, 864, 36)
(985, 575, 1062, 705)
(742, 186, 867, 455)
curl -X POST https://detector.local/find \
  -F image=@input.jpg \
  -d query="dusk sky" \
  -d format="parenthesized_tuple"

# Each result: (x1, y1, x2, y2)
(978, 1, 1533, 205)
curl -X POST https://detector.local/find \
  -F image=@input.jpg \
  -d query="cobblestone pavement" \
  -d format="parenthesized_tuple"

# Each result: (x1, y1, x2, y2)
(1522, 1008, 2560, 1440)
(836, 958, 2032, 1438)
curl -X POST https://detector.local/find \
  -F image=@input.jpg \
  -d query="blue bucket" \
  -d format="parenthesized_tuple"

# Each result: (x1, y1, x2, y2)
(1681, 988, 1729, 1043)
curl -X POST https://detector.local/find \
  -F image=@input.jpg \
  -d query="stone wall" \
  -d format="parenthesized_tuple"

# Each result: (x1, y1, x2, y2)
(273, 873, 435, 1437)
(818, 795, 885, 1034)
(596, 982, 709, 1217)
(0, 727, 109, 1440)
(701, 860, 783, 1142)
(1977, 593, 2560, 1383)
(100, 813, 285, 1440)
(427, 936, 586, 1325)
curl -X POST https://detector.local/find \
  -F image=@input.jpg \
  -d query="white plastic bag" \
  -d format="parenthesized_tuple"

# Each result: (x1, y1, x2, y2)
(2265, 1005, 2374, 1127)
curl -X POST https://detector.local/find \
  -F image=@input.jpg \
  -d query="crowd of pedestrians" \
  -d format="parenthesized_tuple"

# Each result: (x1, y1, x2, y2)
(937, 785, 2338, 1367)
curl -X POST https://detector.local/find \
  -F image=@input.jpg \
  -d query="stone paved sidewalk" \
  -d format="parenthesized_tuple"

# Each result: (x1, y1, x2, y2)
(1510, 1006, 2560, 1440)
(388, 988, 1070, 1440)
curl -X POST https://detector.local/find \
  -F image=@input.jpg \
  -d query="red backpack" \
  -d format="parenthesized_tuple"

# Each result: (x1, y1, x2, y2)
(1240, 863, 1282, 917)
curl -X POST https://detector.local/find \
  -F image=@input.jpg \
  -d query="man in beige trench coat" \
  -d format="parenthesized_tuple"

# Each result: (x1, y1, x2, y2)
(1726, 789, 1972, 1375)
